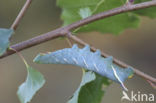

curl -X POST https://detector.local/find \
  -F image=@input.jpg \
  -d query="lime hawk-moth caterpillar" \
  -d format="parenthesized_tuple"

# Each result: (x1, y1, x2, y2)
(34, 44, 133, 91)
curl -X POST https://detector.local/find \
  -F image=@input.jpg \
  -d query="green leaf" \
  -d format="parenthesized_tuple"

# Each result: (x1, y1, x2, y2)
(79, 7, 92, 19)
(0, 28, 13, 56)
(57, 0, 140, 34)
(134, 0, 156, 18)
(57, 0, 156, 34)
(17, 65, 45, 103)
(68, 70, 110, 103)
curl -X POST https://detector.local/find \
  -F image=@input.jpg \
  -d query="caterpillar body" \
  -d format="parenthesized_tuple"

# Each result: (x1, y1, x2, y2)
(34, 44, 133, 90)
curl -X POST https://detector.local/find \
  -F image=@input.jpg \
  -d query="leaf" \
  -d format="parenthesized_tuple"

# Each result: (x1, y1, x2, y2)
(79, 7, 92, 19)
(134, 0, 156, 18)
(57, 0, 156, 34)
(17, 65, 45, 103)
(0, 28, 14, 56)
(57, 0, 140, 34)
(68, 70, 110, 103)
(33, 44, 133, 90)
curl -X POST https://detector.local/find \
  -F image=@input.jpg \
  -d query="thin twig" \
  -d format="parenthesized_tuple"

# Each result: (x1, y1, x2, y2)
(147, 80, 156, 89)
(66, 38, 72, 47)
(66, 32, 73, 47)
(68, 34, 156, 83)
(11, 0, 33, 30)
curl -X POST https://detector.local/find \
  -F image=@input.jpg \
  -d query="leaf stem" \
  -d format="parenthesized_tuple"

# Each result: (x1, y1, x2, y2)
(9, 48, 29, 68)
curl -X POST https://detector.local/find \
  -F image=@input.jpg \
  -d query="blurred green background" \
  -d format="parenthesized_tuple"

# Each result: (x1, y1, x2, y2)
(0, 0, 155, 103)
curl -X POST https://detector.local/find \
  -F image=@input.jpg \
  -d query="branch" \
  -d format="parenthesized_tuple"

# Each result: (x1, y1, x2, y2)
(0, 1, 155, 84)
(0, 28, 66, 58)
(68, 34, 156, 83)
(1, 0, 155, 59)
(147, 80, 156, 89)
(11, 0, 33, 30)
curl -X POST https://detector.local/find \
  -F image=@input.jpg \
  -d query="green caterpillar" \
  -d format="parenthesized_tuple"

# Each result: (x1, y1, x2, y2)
(34, 44, 133, 91)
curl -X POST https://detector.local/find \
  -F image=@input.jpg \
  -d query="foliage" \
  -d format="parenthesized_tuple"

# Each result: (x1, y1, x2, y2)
(68, 70, 110, 103)
(17, 63, 45, 103)
(0, 28, 13, 56)
(57, 0, 156, 34)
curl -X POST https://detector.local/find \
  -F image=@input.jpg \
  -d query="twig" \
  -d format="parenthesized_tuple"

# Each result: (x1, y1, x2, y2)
(147, 80, 156, 89)
(68, 34, 156, 83)
(11, 0, 33, 30)
(66, 38, 73, 47)
(0, 1, 155, 84)
(66, 32, 73, 47)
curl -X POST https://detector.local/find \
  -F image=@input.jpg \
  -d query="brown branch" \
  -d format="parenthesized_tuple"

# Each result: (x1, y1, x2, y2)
(1, 0, 155, 59)
(0, 28, 66, 58)
(68, 34, 156, 83)
(0, 1, 156, 83)
(11, 0, 33, 30)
